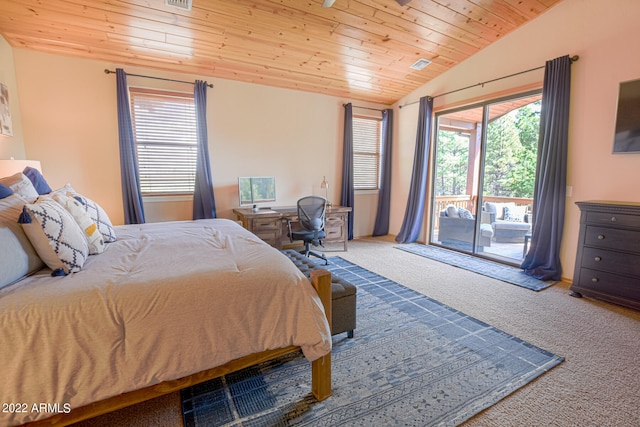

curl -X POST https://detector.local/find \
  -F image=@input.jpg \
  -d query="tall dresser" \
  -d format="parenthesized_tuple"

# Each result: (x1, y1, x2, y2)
(570, 201, 640, 310)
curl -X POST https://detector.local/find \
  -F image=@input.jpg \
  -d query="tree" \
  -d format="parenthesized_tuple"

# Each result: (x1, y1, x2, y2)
(484, 101, 540, 198)
(435, 130, 469, 196)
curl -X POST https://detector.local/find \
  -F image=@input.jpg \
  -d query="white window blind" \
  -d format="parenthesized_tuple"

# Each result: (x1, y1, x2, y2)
(353, 116, 382, 190)
(129, 87, 197, 194)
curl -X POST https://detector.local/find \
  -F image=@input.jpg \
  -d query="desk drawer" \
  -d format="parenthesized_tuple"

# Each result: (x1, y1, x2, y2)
(325, 216, 345, 241)
(584, 226, 640, 254)
(251, 217, 280, 231)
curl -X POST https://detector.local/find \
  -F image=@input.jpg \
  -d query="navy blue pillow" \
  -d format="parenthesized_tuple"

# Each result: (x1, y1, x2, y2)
(23, 166, 52, 195)
(0, 183, 13, 199)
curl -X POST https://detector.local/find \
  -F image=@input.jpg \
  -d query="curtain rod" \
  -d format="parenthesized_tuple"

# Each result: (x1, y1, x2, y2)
(344, 103, 386, 112)
(398, 55, 579, 109)
(104, 69, 213, 88)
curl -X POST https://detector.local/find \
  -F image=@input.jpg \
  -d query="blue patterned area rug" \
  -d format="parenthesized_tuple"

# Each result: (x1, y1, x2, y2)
(396, 243, 554, 291)
(181, 257, 563, 427)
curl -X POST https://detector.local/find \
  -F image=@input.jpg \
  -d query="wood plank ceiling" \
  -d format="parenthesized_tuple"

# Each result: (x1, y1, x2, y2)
(0, 0, 562, 105)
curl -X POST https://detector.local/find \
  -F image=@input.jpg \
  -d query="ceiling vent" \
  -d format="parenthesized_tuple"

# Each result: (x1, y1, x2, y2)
(410, 58, 432, 71)
(165, 0, 192, 10)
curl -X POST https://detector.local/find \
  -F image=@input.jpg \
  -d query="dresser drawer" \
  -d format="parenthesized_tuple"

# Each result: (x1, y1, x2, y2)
(586, 211, 640, 229)
(575, 268, 640, 301)
(584, 226, 640, 254)
(581, 247, 640, 278)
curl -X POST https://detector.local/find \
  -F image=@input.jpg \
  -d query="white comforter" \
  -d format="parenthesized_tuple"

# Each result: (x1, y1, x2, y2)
(0, 219, 331, 426)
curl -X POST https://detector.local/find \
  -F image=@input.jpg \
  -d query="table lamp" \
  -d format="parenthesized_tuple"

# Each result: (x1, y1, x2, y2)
(321, 176, 331, 206)
(0, 158, 42, 177)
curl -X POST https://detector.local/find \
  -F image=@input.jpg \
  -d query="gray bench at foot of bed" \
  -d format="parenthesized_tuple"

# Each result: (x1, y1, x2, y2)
(281, 249, 356, 338)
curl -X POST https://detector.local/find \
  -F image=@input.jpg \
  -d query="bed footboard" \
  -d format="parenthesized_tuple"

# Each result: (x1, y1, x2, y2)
(24, 269, 333, 426)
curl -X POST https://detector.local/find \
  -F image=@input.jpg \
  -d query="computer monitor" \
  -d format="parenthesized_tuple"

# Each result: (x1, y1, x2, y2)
(238, 176, 276, 206)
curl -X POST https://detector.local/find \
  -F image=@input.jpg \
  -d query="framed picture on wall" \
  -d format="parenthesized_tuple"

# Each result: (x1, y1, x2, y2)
(613, 78, 640, 154)
(0, 83, 13, 137)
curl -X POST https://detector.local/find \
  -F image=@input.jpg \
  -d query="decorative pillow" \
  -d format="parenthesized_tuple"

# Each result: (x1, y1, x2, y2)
(0, 183, 13, 199)
(52, 193, 105, 255)
(70, 192, 117, 243)
(0, 172, 39, 201)
(484, 202, 516, 220)
(504, 205, 528, 222)
(445, 205, 459, 218)
(0, 194, 45, 289)
(19, 199, 89, 275)
(23, 166, 52, 195)
(458, 207, 474, 219)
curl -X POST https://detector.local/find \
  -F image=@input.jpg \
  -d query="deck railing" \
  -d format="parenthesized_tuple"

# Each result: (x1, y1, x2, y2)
(433, 195, 533, 230)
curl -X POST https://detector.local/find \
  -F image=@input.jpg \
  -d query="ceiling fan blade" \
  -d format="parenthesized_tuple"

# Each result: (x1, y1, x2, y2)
(396, 0, 412, 5)
(322, 0, 336, 7)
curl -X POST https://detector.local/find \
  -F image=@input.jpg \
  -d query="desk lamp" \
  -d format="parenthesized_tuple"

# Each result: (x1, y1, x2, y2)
(321, 176, 331, 207)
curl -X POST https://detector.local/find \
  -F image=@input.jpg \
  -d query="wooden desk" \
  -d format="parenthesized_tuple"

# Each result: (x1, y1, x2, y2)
(233, 205, 351, 251)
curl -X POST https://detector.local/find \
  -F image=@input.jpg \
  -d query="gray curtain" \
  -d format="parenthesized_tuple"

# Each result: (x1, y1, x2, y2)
(372, 109, 393, 236)
(193, 80, 217, 220)
(116, 68, 145, 224)
(340, 103, 354, 240)
(396, 96, 433, 244)
(521, 55, 572, 281)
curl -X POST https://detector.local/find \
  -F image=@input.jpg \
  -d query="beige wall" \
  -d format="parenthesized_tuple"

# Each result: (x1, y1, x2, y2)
(0, 35, 25, 160)
(391, 0, 640, 280)
(10, 49, 385, 234)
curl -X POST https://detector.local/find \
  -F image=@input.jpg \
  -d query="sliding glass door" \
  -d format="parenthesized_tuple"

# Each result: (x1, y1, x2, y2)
(429, 91, 542, 265)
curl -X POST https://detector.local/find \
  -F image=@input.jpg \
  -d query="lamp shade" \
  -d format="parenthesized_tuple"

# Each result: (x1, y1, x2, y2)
(0, 159, 42, 177)
(320, 176, 329, 189)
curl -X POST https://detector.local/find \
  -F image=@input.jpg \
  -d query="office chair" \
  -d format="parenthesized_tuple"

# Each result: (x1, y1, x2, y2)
(288, 196, 328, 265)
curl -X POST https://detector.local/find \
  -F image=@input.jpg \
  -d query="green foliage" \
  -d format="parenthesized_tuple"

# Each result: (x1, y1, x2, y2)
(434, 130, 469, 196)
(435, 100, 540, 199)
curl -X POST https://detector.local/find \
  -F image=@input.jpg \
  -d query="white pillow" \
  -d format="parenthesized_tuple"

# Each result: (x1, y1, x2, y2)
(445, 205, 459, 218)
(0, 172, 39, 202)
(52, 193, 106, 255)
(0, 194, 44, 289)
(20, 199, 89, 274)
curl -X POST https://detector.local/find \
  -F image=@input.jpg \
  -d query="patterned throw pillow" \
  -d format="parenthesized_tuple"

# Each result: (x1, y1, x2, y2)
(458, 207, 474, 219)
(20, 199, 89, 275)
(52, 193, 105, 255)
(68, 191, 117, 243)
(504, 205, 527, 222)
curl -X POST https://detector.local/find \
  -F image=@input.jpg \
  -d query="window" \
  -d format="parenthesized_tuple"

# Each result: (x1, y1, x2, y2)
(353, 115, 382, 190)
(129, 87, 197, 194)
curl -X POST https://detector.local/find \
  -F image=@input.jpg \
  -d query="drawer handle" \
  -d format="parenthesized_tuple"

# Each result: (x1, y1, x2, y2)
(610, 216, 617, 222)
(597, 234, 605, 240)
(594, 256, 601, 262)
(591, 277, 599, 283)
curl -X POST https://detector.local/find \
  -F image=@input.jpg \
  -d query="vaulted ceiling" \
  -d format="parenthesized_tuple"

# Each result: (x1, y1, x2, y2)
(0, 0, 562, 104)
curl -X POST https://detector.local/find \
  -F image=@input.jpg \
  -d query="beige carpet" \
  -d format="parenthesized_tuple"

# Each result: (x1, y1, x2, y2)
(72, 236, 640, 427)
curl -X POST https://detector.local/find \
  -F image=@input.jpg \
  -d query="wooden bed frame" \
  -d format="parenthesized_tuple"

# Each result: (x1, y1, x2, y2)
(25, 269, 333, 426)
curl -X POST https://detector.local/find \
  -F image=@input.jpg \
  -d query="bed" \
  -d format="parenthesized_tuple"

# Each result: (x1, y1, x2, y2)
(0, 176, 332, 427)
